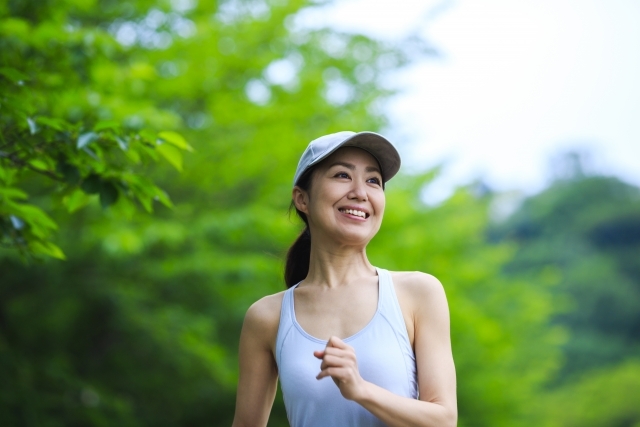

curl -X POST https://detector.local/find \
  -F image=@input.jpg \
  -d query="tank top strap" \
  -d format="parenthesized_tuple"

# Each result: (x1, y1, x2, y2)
(275, 285, 297, 367)
(376, 267, 402, 321)
(375, 267, 414, 355)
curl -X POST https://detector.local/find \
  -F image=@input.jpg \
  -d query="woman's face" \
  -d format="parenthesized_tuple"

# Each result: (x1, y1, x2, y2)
(293, 146, 386, 247)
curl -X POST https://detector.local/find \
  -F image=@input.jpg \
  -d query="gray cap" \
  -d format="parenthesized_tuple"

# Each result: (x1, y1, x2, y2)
(293, 131, 401, 187)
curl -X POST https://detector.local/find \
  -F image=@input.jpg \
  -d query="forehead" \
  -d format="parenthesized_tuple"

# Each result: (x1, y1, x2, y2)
(318, 146, 381, 171)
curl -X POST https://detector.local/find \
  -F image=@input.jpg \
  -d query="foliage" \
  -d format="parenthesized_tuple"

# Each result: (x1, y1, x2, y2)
(539, 359, 640, 427)
(491, 169, 640, 426)
(492, 173, 640, 383)
(0, 0, 191, 259)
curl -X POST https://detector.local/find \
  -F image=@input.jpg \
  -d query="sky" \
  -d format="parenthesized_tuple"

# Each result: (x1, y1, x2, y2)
(295, 0, 640, 202)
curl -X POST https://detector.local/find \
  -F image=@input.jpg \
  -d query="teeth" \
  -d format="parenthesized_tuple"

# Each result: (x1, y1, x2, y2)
(340, 208, 366, 218)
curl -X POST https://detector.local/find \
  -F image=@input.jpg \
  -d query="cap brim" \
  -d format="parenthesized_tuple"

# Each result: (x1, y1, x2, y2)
(341, 132, 401, 182)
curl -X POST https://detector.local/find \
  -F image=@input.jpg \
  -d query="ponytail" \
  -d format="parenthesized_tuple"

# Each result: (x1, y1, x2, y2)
(284, 226, 311, 288)
(284, 169, 314, 288)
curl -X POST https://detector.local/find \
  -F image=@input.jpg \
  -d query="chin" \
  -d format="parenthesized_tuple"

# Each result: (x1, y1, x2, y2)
(336, 230, 377, 246)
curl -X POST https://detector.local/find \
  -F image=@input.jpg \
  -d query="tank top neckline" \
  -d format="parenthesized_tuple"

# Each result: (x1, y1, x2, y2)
(288, 267, 383, 344)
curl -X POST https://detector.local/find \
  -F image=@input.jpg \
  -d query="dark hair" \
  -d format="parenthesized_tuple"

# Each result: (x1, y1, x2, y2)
(284, 168, 314, 288)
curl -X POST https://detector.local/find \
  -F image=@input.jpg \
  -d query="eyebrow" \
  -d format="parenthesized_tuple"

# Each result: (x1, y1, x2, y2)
(328, 161, 381, 174)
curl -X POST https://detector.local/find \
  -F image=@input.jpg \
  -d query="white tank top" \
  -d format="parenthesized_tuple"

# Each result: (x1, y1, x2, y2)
(275, 267, 418, 426)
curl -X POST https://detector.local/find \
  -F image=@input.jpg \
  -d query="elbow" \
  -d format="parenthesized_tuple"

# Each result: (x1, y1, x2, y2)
(429, 405, 456, 427)
(420, 404, 457, 427)
(444, 408, 458, 427)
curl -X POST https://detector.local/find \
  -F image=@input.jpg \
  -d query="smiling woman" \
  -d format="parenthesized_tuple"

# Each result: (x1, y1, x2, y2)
(232, 132, 457, 427)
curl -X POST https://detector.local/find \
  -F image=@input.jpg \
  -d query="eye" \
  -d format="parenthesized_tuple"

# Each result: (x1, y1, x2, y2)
(367, 176, 381, 185)
(334, 172, 350, 179)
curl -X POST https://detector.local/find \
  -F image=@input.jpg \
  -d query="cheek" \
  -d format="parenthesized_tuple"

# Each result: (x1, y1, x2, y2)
(374, 194, 386, 216)
(306, 194, 334, 221)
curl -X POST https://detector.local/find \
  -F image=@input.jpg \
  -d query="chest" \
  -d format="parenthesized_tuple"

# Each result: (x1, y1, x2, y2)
(277, 310, 419, 407)
(279, 328, 415, 393)
(293, 283, 379, 341)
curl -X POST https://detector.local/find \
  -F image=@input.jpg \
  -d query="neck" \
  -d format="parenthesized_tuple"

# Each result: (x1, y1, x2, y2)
(304, 239, 376, 289)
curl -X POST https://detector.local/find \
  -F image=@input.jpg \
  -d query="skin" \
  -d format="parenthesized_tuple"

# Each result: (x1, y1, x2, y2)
(232, 147, 457, 427)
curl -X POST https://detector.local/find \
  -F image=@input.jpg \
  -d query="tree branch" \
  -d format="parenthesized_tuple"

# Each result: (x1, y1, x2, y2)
(0, 151, 64, 182)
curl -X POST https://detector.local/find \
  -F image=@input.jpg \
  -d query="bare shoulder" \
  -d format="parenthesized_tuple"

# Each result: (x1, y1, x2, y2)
(244, 291, 285, 328)
(389, 271, 449, 314)
(242, 291, 286, 349)
(390, 271, 446, 297)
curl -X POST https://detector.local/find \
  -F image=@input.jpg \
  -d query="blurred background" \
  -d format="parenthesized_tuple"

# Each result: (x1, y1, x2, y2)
(1, 0, 639, 426)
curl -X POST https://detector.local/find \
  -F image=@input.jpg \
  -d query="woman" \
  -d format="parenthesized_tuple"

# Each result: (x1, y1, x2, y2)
(232, 131, 457, 427)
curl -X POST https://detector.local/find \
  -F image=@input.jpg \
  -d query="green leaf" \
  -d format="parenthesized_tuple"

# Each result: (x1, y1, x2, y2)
(56, 162, 80, 184)
(124, 147, 141, 163)
(0, 187, 28, 200)
(29, 158, 50, 171)
(8, 203, 57, 237)
(94, 120, 121, 131)
(156, 143, 183, 172)
(0, 67, 28, 83)
(30, 240, 66, 260)
(116, 136, 129, 150)
(153, 187, 174, 208)
(0, 18, 30, 40)
(139, 129, 157, 143)
(158, 131, 194, 152)
(63, 188, 93, 213)
(126, 175, 157, 213)
(82, 146, 99, 160)
(138, 144, 159, 161)
(137, 195, 153, 212)
(77, 132, 99, 149)
(81, 174, 102, 194)
(99, 181, 119, 208)
(36, 116, 67, 131)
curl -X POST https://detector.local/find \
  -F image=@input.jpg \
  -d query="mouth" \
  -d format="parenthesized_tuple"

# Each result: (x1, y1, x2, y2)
(338, 207, 369, 219)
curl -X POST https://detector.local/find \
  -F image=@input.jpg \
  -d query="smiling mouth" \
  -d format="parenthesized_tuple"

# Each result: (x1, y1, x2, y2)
(338, 208, 369, 219)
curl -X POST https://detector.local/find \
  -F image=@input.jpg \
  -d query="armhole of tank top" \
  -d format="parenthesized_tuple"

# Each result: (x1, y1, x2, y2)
(378, 268, 418, 397)
(378, 268, 415, 355)
(275, 287, 295, 368)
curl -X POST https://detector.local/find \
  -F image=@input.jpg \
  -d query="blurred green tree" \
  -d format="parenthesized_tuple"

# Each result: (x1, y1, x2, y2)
(0, 0, 191, 259)
(492, 171, 640, 381)
(492, 160, 640, 426)
(540, 360, 640, 427)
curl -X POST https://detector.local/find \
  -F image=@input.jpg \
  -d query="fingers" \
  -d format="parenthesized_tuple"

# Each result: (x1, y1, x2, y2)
(314, 336, 353, 359)
(318, 350, 355, 368)
(316, 367, 348, 380)
(316, 336, 355, 357)
(315, 338, 358, 381)
(314, 338, 365, 400)
(327, 335, 348, 349)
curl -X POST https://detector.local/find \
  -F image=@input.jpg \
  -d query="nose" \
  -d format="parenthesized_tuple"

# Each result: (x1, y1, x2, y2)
(348, 179, 368, 201)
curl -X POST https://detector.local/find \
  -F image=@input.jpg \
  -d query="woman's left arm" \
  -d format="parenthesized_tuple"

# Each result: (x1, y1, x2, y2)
(315, 272, 457, 427)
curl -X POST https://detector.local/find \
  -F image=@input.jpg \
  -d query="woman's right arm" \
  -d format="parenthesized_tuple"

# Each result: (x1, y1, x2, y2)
(232, 295, 282, 427)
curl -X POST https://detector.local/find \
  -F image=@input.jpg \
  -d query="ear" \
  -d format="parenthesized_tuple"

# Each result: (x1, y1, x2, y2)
(292, 186, 309, 214)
